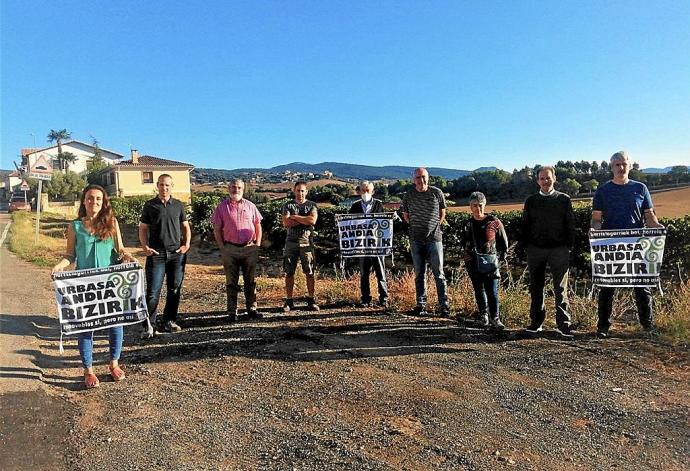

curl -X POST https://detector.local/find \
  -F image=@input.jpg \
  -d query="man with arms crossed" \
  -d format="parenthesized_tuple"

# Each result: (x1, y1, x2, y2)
(401, 167, 450, 317)
(591, 151, 663, 338)
(349, 181, 389, 309)
(139, 174, 191, 337)
(282, 181, 319, 312)
(212, 179, 263, 322)
(521, 166, 576, 337)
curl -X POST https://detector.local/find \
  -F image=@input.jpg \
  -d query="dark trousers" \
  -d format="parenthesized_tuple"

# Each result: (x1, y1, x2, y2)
(359, 256, 388, 303)
(465, 263, 500, 319)
(220, 244, 259, 312)
(597, 287, 653, 330)
(526, 245, 571, 328)
(144, 250, 186, 326)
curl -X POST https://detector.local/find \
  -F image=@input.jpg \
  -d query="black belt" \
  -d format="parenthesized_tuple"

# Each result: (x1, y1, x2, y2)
(224, 240, 251, 247)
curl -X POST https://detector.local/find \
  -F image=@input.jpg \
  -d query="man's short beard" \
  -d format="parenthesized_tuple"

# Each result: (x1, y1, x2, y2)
(230, 193, 242, 201)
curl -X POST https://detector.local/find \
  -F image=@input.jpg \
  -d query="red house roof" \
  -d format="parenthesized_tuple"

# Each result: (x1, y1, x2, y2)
(116, 155, 193, 168)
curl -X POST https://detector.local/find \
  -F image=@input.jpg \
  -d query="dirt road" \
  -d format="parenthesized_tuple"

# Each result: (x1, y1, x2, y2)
(0, 212, 77, 470)
(1, 214, 688, 470)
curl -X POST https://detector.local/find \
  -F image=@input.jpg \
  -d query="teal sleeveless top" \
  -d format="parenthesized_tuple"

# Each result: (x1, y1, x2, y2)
(72, 220, 118, 270)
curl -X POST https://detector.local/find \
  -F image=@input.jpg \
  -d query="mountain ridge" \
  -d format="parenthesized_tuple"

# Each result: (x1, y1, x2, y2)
(194, 162, 493, 181)
(190, 162, 688, 182)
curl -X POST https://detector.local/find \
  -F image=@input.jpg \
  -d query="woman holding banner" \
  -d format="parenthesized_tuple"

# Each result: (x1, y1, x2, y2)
(460, 192, 509, 330)
(52, 184, 135, 389)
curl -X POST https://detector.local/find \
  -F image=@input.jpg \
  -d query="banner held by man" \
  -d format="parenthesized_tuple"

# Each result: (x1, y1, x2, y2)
(336, 213, 395, 258)
(589, 228, 666, 287)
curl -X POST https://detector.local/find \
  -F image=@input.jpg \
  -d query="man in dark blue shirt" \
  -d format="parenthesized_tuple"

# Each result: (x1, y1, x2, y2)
(591, 151, 663, 338)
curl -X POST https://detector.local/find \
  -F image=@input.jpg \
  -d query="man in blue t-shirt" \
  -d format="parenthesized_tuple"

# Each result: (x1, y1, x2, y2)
(591, 151, 664, 338)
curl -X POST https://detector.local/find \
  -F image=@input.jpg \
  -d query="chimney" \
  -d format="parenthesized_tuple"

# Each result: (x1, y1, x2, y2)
(131, 149, 139, 164)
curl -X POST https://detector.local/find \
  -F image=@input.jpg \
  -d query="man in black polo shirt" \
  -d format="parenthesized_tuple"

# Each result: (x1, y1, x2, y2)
(520, 166, 575, 337)
(139, 174, 191, 337)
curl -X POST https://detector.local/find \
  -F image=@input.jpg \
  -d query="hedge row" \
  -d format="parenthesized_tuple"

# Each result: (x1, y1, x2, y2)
(111, 194, 690, 280)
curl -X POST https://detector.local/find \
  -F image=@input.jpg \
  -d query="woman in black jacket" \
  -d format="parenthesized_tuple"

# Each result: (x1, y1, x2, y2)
(461, 192, 509, 329)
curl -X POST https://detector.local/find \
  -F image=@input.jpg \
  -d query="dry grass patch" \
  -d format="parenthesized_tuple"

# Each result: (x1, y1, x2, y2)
(9, 211, 67, 267)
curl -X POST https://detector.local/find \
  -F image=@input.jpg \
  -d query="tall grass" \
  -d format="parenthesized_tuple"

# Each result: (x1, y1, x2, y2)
(655, 280, 690, 345)
(8, 211, 67, 267)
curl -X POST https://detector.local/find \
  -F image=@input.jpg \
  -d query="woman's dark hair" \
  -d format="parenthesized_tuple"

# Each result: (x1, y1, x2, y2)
(77, 184, 115, 240)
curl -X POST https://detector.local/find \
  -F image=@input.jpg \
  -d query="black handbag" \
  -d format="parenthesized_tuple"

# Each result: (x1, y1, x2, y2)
(470, 222, 499, 275)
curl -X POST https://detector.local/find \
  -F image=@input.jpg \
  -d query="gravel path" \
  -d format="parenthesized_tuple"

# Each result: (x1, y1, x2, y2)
(1, 245, 688, 470)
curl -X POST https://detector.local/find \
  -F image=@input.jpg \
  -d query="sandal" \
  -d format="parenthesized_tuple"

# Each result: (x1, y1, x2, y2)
(108, 365, 126, 381)
(84, 372, 100, 389)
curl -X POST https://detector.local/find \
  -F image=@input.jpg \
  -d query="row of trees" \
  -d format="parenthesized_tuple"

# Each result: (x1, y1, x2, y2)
(191, 160, 690, 207)
(384, 161, 690, 203)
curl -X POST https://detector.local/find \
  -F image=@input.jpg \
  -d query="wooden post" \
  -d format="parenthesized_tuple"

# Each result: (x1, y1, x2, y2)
(35, 180, 42, 244)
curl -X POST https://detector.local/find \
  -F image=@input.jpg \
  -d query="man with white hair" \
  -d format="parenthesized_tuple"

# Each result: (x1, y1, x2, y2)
(212, 178, 263, 322)
(349, 181, 389, 308)
(401, 167, 450, 317)
(591, 151, 663, 338)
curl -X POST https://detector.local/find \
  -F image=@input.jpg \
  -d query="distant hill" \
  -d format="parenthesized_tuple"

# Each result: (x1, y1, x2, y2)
(192, 162, 687, 184)
(642, 166, 690, 174)
(193, 162, 492, 182)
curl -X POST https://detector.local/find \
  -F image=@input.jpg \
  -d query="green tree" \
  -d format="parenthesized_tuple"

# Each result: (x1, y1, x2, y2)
(451, 176, 478, 198)
(47, 128, 72, 171)
(86, 138, 108, 184)
(373, 183, 389, 199)
(44, 171, 86, 201)
(581, 179, 599, 194)
(668, 165, 690, 184)
(559, 178, 582, 196)
(629, 162, 645, 182)
(574, 160, 591, 175)
(555, 162, 576, 180)
(60, 151, 78, 173)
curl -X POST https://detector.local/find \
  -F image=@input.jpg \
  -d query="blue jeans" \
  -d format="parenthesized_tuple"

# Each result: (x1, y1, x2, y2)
(410, 240, 448, 308)
(145, 250, 186, 326)
(465, 262, 500, 319)
(78, 327, 123, 369)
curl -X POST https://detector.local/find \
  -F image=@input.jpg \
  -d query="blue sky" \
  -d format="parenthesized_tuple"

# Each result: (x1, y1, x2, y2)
(2, 0, 689, 171)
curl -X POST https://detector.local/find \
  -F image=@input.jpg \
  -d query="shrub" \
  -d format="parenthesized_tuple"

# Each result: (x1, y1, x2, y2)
(110, 195, 151, 225)
(186, 194, 690, 281)
(189, 193, 223, 240)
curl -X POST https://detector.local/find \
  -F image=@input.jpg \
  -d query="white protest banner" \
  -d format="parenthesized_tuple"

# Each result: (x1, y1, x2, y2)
(336, 213, 394, 257)
(53, 262, 148, 335)
(589, 228, 666, 287)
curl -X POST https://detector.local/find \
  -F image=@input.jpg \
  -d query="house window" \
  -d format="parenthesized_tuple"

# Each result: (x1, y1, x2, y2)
(142, 171, 153, 183)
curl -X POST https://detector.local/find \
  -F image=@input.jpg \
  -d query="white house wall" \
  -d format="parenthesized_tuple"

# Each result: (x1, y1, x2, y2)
(26, 142, 120, 175)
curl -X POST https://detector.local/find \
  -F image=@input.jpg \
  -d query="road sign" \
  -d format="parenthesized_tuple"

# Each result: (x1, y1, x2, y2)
(19, 180, 30, 191)
(28, 153, 53, 181)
